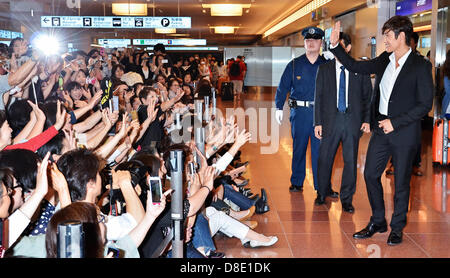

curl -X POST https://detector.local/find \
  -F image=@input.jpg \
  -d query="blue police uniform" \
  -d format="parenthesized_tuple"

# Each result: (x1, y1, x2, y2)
(275, 27, 327, 191)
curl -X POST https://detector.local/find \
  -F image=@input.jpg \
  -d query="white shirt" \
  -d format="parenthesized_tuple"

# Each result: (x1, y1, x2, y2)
(379, 48, 412, 115)
(142, 67, 149, 79)
(335, 59, 349, 108)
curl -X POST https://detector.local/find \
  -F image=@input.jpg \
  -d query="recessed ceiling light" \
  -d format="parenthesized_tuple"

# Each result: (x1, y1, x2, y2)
(202, 4, 252, 16)
(212, 26, 236, 34)
(112, 3, 148, 16)
(155, 28, 177, 34)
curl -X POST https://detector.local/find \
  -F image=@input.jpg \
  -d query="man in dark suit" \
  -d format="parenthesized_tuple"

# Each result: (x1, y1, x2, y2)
(329, 16, 433, 245)
(313, 32, 372, 213)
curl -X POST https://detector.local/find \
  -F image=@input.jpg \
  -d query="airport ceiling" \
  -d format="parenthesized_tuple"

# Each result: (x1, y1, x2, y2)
(0, 0, 368, 45)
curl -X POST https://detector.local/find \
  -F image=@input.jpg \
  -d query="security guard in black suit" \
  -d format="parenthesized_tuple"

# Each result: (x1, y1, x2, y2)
(313, 32, 372, 212)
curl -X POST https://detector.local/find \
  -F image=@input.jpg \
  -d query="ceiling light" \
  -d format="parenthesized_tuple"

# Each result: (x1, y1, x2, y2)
(263, 0, 332, 37)
(414, 25, 431, 32)
(202, 4, 251, 16)
(112, 3, 148, 16)
(213, 26, 236, 34)
(166, 33, 190, 37)
(155, 28, 177, 34)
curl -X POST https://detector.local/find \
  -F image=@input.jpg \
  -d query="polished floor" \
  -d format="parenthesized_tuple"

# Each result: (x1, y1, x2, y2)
(212, 87, 450, 258)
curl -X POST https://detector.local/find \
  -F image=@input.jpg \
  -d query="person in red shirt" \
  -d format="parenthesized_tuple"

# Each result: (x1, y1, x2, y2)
(0, 101, 67, 152)
(227, 56, 247, 99)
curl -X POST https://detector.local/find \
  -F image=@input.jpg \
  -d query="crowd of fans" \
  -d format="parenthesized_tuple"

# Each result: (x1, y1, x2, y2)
(0, 39, 272, 258)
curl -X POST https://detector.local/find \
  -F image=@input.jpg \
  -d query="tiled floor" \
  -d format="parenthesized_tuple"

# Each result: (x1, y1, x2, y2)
(211, 88, 450, 258)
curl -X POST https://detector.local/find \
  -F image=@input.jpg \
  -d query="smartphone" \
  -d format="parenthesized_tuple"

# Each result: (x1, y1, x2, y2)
(148, 176, 162, 204)
(75, 133, 87, 149)
(131, 110, 138, 121)
(112, 96, 119, 112)
(162, 59, 168, 64)
(107, 247, 121, 258)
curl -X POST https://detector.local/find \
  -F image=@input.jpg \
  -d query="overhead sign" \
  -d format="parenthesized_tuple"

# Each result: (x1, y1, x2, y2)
(145, 46, 219, 51)
(98, 39, 131, 48)
(133, 39, 207, 46)
(41, 16, 191, 29)
(0, 30, 23, 39)
(395, 0, 432, 16)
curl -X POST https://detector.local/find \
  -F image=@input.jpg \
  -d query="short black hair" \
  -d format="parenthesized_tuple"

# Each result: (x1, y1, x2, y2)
(0, 149, 40, 193)
(0, 110, 7, 128)
(139, 86, 157, 102)
(411, 32, 419, 44)
(36, 132, 65, 160)
(339, 32, 352, 48)
(56, 149, 101, 202)
(382, 15, 413, 46)
(65, 81, 82, 93)
(6, 99, 32, 138)
(154, 43, 166, 54)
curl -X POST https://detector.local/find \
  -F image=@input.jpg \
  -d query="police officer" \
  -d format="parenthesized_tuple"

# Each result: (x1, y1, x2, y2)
(275, 26, 334, 194)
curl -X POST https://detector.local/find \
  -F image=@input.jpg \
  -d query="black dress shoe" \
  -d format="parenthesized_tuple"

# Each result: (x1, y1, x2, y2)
(342, 203, 355, 213)
(387, 231, 403, 246)
(289, 185, 303, 192)
(255, 197, 269, 214)
(261, 188, 268, 203)
(327, 190, 339, 199)
(207, 251, 226, 258)
(353, 222, 388, 239)
(314, 194, 325, 205)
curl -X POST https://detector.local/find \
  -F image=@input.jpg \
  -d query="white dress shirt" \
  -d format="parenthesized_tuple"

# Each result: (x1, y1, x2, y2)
(378, 48, 412, 115)
(335, 59, 349, 108)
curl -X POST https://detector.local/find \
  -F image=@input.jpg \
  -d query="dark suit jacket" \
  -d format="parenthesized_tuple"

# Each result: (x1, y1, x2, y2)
(330, 44, 433, 145)
(314, 59, 372, 137)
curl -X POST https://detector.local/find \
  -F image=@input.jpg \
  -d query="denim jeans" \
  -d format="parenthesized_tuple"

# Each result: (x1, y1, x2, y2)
(191, 213, 216, 256)
(223, 183, 255, 210)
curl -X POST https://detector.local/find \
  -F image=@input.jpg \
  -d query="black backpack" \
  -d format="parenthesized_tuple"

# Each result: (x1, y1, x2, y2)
(229, 61, 241, 77)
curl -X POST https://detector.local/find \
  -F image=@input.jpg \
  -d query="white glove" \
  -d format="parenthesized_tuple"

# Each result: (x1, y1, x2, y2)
(275, 110, 283, 125)
(323, 51, 335, 61)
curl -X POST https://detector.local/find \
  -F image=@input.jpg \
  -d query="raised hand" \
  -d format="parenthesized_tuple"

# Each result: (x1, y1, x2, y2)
(50, 163, 69, 196)
(62, 129, 77, 151)
(198, 166, 215, 191)
(145, 189, 171, 218)
(111, 170, 132, 190)
(89, 90, 102, 108)
(27, 100, 46, 122)
(235, 128, 251, 147)
(118, 112, 129, 137)
(101, 108, 113, 128)
(330, 21, 341, 47)
(35, 152, 51, 198)
(147, 98, 158, 122)
(54, 100, 67, 131)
